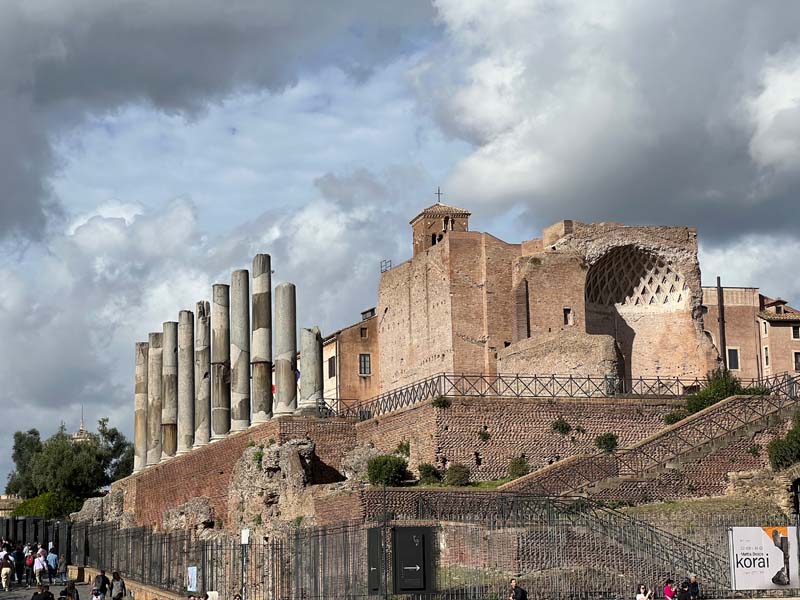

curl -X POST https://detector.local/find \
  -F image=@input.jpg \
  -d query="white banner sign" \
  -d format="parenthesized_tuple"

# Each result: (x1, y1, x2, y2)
(729, 526, 799, 590)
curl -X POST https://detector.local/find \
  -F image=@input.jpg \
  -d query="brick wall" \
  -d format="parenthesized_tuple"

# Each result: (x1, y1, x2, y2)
(377, 243, 454, 390)
(433, 396, 681, 480)
(126, 416, 356, 529)
(355, 402, 438, 475)
(702, 287, 761, 379)
(354, 395, 681, 481)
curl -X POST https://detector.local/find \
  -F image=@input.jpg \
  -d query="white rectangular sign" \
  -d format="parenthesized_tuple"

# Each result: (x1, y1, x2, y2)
(729, 526, 799, 590)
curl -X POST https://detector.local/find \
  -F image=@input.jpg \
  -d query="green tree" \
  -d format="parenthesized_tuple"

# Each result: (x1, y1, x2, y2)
(96, 418, 134, 481)
(5, 429, 43, 497)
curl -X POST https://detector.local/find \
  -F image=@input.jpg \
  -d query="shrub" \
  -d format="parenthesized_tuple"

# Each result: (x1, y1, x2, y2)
(551, 418, 572, 436)
(747, 443, 761, 457)
(663, 409, 690, 425)
(431, 396, 451, 409)
(394, 440, 411, 457)
(595, 433, 619, 454)
(367, 455, 409, 486)
(252, 446, 264, 468)
(443, 463, 470, 486)
(685, 368, 748, 414)
(478, 429, 490, 441)
(768, 413, 800, 470)
(418, 463, 442, 484)
(507, 456, 530, 479)
(574, 425, 586, 434)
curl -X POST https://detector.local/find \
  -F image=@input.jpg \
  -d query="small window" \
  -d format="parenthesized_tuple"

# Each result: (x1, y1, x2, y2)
(360, 327, 368, 339)
(431, 234, 437, 246)
(563, 307, 574, 326)
(793, 326, 799, 340)
(795, 352, 800, 372)
(763, 321, 769, 335)
(777, 305, 784, 314)
(764, 346, 770, 367)
(727, 348, 740, 371)
(359, 353, 371, 376)
(327, 356, 336, 379)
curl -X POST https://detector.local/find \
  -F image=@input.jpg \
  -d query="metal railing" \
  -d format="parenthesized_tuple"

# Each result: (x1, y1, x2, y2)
(5, 493, 799, 600)
(322, 371, 795, 422)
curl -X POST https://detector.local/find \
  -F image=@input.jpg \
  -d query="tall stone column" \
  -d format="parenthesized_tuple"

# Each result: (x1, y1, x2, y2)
(146, 332, 163, 466)
(298, 327, 323, 414)
(194, 301, 211, 447)
(133, 341, 149, 473)
(177, 310, 195, 454)
(211, 284, 231, 439)
(230, 269, 251, 431)
(252, 254, 273, 423)
(161, 320, 178, 459)
(273, 282, 297, 416)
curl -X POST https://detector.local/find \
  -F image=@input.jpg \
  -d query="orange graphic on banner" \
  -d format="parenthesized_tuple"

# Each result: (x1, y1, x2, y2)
(763, 527, 789, 538)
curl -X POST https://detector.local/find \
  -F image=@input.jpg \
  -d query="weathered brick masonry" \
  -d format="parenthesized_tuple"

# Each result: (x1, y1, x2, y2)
(126, 416, 356, 528)
(358, 396, 682, 480)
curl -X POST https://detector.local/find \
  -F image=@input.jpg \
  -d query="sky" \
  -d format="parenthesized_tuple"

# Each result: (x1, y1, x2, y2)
(2, 1, 800, 485)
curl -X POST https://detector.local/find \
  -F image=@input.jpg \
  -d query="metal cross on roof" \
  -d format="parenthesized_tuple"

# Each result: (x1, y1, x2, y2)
(435, 187, 443, 202)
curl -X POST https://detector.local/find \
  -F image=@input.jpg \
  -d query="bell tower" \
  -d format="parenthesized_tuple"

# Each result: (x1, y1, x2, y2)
(409, 201, 471, 257)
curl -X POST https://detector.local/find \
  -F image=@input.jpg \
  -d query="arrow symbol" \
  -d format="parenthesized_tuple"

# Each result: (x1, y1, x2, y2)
(403, 565, 421, 572)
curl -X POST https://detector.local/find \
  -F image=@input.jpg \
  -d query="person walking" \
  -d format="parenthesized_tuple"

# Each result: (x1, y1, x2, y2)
(663, 578, 676, 600)
(14, 546, 24, 586)
(60, 581, 80, 600)
(688, 574, 700, 600)
(33, 553, 47, 586)
(0, 553, 13, 591)
(57, 555, 67, 585)
(93, 570, 111, 600)
(110, 572, 126, 600)
(636, 584, 653, 600)
(25, 550, 34, 588)
(508, 577, 528, 600)
(46, 549, 57, 585)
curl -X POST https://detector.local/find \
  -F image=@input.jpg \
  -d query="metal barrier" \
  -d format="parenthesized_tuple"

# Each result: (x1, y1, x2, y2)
(323, 371, 794, 422)
(4, 494, 797, 600)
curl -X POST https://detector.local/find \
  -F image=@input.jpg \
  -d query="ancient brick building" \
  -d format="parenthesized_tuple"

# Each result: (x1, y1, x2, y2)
(325, 202, 725, 405)
(703, 287, 800, 380)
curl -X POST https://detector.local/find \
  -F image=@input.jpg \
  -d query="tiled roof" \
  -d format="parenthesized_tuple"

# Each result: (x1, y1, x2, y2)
(759, 310, 800, 322)
(410, 202, 471, 224)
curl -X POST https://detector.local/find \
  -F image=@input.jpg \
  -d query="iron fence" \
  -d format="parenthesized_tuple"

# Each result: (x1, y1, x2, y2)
(323, 371, 795, 422)
(4, 494, 800, 600)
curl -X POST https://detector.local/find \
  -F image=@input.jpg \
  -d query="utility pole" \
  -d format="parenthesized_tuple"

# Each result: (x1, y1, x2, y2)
(717, 276, 728, 369)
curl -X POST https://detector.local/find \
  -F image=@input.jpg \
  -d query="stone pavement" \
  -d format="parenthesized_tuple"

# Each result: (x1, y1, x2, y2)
(0, 581, 90, 600)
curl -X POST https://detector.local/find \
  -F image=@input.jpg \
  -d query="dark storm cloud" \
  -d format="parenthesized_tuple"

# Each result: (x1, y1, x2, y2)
(0, 0, 435, 239)
(420, 1, 800, 243)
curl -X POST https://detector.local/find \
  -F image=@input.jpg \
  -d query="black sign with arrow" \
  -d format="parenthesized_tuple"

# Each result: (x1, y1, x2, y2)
(392, 526, 435, 594)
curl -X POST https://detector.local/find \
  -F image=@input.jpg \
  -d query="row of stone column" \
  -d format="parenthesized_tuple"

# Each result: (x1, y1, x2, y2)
(132, 254, 325, 472)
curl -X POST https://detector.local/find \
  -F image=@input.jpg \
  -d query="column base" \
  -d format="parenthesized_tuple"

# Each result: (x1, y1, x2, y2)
(230, 420, 251, 431)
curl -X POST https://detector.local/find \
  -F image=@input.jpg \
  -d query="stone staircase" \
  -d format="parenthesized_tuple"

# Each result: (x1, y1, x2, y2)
(500, 377, 800, 497)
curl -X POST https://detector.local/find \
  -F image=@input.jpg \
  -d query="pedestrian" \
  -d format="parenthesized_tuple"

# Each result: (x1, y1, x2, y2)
(688, 574, 699, 600)
(111, 572, 126, 600)
(663, 578, 676, 600)
(46, 549, 57, 585)
(0, 553, 13, 591)
(31, 584, 49, 600)
(677, 581, 690, 600)
(33, 553, 47, 586)
(636, 584, 653, 600)
(25, 550, 35, 588)
(57, 555, 67, 585)
(14, 546, 25, 585)
(509, 577, 528, 600)
(60, 581, 80, 600)
(93, 570, 111, 600)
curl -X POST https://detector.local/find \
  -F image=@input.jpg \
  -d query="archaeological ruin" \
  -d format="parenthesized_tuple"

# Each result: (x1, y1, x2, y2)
(62, 202, 800, 600)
